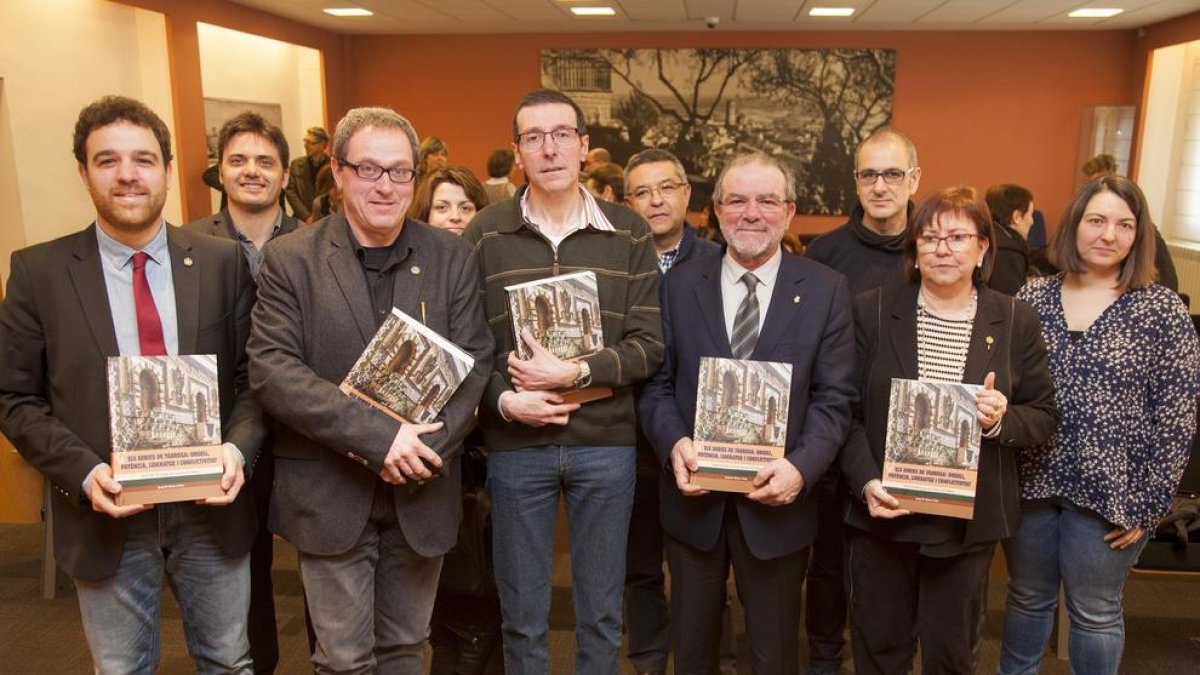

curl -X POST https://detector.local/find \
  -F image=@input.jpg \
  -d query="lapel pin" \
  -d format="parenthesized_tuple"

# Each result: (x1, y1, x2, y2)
(183, 257, 194, 267)
(986, 335, 994, 350)
(793, 294, 802, 305)
(411, 265, 421, 275)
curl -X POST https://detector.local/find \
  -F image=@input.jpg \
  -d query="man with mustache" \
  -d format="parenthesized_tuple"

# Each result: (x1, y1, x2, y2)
(183, 111, 302, 675)
(0, 95, 264, 673)
(462, 89, 663, 674)
(639, 151, 856, 674)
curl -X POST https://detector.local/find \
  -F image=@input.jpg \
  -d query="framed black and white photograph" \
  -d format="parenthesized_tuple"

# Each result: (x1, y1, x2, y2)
(541, 48, 896, 215)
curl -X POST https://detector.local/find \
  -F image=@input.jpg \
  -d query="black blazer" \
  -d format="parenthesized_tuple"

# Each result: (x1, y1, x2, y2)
(639, 252, 857, 560)
(182, 208, 302, 246)
(841, 283, 1058, 546)
(0, 225, 264, 580)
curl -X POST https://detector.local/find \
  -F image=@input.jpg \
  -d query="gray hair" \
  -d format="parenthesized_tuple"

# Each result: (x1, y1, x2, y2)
(624, 148, 688, 187)
(331, 107, 419, 164)
(856, 127, 918, 169)
(713, 152, 797, 204)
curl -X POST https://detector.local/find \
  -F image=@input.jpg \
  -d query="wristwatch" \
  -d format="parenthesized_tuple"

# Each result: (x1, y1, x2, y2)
(573, 360, 592, 388)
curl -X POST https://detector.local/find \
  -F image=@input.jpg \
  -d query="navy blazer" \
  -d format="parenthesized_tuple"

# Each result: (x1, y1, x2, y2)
(638, 251, 857, 560)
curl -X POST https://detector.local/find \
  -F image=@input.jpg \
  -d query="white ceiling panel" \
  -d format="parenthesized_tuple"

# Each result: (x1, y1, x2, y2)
(918, 0, 1024, 24)
(683, 0, 736, 20)
(855, 0, 947, 24)
(617, 0, 689, 22)
(735, 0, 805, 22)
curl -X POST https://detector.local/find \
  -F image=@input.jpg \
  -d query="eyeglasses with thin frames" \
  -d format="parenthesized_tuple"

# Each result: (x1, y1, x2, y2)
(718, 195, 791, 215)
(338, 159, 416, 184)
(854, 167, 916, 186)
(515, 127, 582, 152)
(916, 233, 981, 253)
(630, 182, 686, 202)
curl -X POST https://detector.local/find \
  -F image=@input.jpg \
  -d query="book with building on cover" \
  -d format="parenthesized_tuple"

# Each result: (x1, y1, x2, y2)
(107, 355, 225, 506)
(692, 357, 792, 493)
(882, 378, 983, 519)
(504, 270, 611, 404)
(340, 307, 475, 424)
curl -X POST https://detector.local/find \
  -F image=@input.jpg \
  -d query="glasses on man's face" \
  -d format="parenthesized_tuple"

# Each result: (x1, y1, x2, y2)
(854, 167, 915, 186)
(719, 195, 790, 215)
(338, 159, 416, 184)
(630, 181, 686, 202)
(916, 233, 981, 253)
(515, 127, 582, 152)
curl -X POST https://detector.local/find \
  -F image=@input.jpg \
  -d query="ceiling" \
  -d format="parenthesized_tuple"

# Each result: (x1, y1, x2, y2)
(226, 0, 1200, 34)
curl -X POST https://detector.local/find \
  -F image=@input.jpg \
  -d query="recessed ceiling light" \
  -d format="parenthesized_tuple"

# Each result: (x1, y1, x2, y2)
(809, 7, 856, 17)
(570, 7, 616, 16)
(323, 7, 373, 17)
(1068, 8, 1124, 18)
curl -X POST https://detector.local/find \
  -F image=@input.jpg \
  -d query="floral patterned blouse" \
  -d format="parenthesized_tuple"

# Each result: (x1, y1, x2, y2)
(1016, 275, 1199, 529)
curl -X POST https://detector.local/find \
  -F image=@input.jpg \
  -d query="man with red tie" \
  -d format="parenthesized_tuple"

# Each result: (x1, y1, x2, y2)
(0, 96, 264, 673)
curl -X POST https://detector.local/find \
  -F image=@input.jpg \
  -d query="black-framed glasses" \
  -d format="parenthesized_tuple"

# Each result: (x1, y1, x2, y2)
(630, 181, 687, 202)
(854, 167, 915, 186)
(338, 159, 416, 184)
(718, 195, 791, 215)
(515, 127, 582, 151)
(917, 233, 980, 252)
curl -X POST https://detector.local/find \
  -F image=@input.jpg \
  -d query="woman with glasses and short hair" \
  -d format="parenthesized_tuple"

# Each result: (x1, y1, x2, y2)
(840, 186, 1058, 675)
(999, 176, 1199, 675)
(410, 165, 489, 237)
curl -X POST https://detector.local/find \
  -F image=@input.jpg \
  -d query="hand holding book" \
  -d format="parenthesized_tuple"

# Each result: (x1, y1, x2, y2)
(196, 442, 247, 506)
(671, 437, 709, 497)
(746, 459, 804, 506)
(380, 421, 444, 485)
(509, 328, 583, 391)
(85, 463, 154, 519)
(863, 479, 912, 520)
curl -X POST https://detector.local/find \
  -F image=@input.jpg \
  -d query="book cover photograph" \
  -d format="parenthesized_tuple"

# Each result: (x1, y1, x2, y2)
(692, 357, 792, 493)
(882, 378, 983, 519)
(106, 355, 224, 506)
(505, 270, 611, 404)
(340, 307, 475, 424)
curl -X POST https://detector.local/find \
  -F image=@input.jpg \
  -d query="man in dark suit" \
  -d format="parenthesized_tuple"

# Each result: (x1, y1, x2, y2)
(622, 148, 720, 675)
(183, 111, 301, 675)
(0, 95, 263, 672)
(247, 106, 493, 674)
(284, 125, 332, 222)
(639, 152, 857, 674)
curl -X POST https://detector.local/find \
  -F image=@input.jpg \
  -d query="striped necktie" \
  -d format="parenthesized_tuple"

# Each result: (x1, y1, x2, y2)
(731, 272, 760, 360)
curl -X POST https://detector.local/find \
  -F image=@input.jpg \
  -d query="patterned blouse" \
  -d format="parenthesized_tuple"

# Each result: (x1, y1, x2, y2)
(1016, 275, 1199, 529)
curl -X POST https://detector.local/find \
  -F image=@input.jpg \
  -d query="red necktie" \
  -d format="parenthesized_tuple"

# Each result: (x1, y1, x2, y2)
(131, 251, 166, 356)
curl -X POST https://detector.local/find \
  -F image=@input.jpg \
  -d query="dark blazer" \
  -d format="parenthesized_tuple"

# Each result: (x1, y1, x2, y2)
(0, 225, 264, 581)
(988, 222, 1031, 296)
(247, 216, 493, 558)
(182, 208, 302, 245)
(841, 283, 1058, 546)
(639, 252, 857, 560)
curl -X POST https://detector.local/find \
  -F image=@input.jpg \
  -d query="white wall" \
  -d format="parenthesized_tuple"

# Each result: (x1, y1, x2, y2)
(196, 23, 324, 213)
(0, 0, 181, 287)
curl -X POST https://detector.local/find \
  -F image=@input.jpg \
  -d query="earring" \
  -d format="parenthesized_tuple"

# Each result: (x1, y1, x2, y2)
(914, 262, 919, 269)
(977, 261, 983, 268)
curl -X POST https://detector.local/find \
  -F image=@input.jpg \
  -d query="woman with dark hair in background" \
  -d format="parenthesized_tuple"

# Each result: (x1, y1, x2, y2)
(416, 135, 450, 186)
(985, 184, 1036, 293)
(841, 186, 1058, 675)
(483, 148, 518, 205)
(410, 165, 489, 237)
(1000, 176, 1199, 675)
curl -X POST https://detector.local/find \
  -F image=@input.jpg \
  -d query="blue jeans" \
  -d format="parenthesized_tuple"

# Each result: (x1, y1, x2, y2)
(74, 503, 252, 675)
(488, 445, 636, 675)
(999, 500, 1148, 675)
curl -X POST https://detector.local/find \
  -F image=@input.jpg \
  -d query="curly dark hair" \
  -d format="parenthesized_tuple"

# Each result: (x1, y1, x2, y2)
(73, 95, 172, 165)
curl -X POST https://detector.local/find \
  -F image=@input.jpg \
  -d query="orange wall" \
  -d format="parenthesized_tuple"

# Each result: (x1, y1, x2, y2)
(347, 30, 1136, 234)
(118, 0, 349, 221)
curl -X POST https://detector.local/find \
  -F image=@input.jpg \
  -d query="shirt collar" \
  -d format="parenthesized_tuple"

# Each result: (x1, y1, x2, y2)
(224, 209, 283, 245)
(347, 219, 413, 268)
(722, 246, 783, 290)
(519, 185, 617, 234)
(95, 219, 169, 271)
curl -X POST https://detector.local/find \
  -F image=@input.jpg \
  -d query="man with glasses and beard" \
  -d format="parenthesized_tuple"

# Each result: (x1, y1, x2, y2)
(639, 152, 855, 674)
